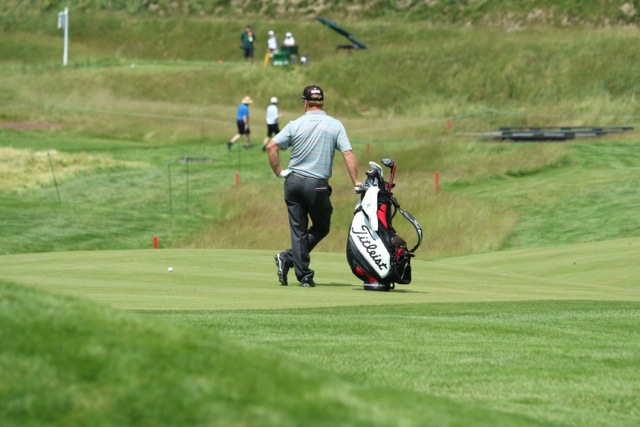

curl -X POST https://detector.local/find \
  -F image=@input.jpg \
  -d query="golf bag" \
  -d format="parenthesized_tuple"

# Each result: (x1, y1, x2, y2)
(346, 159, 423, 291)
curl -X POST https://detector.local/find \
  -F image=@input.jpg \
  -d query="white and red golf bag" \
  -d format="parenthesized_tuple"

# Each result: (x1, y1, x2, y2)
(346, 160, 423, 291)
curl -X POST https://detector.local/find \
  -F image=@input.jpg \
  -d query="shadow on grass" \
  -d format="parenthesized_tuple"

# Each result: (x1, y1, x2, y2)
(320, 282, 356, 287)
(320, 283, 427, 294)
(318, 282, 426, 293)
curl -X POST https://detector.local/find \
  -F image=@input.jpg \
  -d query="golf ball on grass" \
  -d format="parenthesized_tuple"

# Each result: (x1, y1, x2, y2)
(168, 267, 173, 272)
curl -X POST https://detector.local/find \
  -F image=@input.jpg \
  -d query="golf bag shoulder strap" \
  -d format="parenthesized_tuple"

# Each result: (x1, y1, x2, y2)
(397, 207, 423, 253)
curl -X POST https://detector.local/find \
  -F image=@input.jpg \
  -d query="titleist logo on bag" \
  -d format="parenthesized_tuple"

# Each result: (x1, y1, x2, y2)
(349, 211, 391, 277)
(351, 225, 389, 271)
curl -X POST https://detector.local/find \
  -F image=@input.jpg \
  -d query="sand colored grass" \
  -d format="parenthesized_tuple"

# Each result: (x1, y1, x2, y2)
(0, 147, 146, 193)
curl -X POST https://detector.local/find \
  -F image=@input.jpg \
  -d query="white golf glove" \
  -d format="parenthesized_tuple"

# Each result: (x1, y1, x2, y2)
(279, 169, 292, 178)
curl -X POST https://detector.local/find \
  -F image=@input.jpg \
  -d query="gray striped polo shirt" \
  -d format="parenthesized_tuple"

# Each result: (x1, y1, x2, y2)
(272, 110, 352, 179)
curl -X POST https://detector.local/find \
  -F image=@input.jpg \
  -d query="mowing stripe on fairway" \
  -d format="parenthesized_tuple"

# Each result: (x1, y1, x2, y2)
(1, 237, 637, 310)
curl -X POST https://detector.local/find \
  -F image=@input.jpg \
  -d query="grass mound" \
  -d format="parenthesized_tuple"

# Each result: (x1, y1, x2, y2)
(0, 279, 553, 427)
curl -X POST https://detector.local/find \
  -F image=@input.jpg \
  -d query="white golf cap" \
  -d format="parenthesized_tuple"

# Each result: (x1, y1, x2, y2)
(270, 97, 278, 103)
(286, 32, 292, 37)
(268, 30, 274, 35)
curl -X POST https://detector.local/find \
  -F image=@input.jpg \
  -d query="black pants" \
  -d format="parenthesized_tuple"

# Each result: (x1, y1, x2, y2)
(281, 173, 332, 282)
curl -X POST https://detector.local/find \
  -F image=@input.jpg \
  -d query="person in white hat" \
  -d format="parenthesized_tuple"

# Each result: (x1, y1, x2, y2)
(227, 96, 253, 150)
(263, 96, 282, 151)
(283, 32, 295, 47)
(267, 30, 278, 55)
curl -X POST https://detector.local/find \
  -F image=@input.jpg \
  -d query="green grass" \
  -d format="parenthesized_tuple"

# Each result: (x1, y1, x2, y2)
(161, 301, 640, 427)
(2, 7, 640, 426)
(2, 14, 639, 258)
(3, 17, 640, 117)
(452, 140, 640, 249)
(1, 240, 639, 426)
(3, 126, 639, 259)
(1, 239, 638, 309)
(0, 279, 564, 427)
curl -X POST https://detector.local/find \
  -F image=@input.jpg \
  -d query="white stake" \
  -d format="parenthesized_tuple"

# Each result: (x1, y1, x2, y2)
(58, 7, 69, 66)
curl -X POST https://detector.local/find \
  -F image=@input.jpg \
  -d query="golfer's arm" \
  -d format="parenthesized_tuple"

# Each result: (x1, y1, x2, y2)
(267, 140, 282, 177)
(342, 150, 360, 186)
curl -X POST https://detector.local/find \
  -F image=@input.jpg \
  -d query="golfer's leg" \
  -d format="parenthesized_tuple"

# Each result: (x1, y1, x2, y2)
(306, 182, 332, 252)
(285, 177, 312, 282)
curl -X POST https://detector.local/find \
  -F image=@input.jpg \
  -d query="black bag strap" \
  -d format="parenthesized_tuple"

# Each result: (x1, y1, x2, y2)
(397, 207, 423, 253)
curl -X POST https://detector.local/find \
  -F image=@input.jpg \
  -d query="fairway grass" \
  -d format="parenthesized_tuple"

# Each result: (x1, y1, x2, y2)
(161, 300, 640, 427)
(1, 281, 559, 427)
(1, 237, 638, 310)
(1, 239, 639, 426)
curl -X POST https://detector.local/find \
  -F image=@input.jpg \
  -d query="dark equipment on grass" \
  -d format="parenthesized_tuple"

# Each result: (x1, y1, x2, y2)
(317, 16, 368, 51)
(477, 126, 634, 142)
(346, 159, 423, 291)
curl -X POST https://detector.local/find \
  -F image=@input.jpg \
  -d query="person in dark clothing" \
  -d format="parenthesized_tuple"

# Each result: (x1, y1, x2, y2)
(241, 25, 255, 63)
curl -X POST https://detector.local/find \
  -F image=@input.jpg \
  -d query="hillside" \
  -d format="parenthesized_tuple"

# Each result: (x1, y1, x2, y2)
(1, 3, 639, 258)
(1, 0, 639, 26)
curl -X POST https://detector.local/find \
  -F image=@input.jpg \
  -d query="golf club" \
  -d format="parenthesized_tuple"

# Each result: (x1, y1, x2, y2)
(381, 158, 396, 190)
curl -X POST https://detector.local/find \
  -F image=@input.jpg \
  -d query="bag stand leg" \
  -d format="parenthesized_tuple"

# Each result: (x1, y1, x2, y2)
(363, 282, 394, 292)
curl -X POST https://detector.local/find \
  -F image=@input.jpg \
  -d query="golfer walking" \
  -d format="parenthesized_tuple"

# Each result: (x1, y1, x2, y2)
(267, 85, 360, 287)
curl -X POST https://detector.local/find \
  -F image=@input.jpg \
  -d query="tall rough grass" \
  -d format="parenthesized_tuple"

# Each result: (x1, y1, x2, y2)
(0, 147, 144, 192)
(3, 18, 639, 121)
(2, 10, 639, 258)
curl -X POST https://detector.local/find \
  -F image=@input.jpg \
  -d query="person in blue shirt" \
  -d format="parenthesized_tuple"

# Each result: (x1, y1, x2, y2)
(267, 85, 360, 287)
(228, 96, 253, 150)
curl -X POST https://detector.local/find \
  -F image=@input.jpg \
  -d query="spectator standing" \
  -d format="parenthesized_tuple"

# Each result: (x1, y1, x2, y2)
(267, 30, 278, 55)
(267, 85, 360, 287)
(241, 25, 255, 63)
(263, 97, 282, 151)
(283, 32, 295, 47)
(228, 96, 253, 150)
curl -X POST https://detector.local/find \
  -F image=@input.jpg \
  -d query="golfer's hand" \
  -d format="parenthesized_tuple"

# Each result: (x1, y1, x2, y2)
(279, 169, 292, 178)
